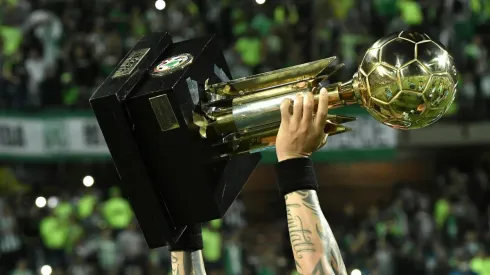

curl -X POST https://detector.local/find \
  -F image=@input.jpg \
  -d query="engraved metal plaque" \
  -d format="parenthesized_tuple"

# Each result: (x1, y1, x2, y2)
(112, 48, 150, 78)
(150, 94, 180, 132)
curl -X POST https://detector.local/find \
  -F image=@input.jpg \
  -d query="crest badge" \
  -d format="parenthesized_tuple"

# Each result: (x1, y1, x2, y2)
(151, 53, 193, 76)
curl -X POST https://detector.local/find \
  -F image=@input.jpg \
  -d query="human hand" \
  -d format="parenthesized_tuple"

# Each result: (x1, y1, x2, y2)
(275, 88, 329, 162)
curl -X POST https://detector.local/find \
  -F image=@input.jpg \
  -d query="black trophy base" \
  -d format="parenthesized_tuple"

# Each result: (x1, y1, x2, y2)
(90, 33, 261, 248)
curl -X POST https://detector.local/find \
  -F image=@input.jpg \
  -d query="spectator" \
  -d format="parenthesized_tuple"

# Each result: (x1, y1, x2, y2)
(202, 221, 224, 274)
(69, 44, 99, 106)
(98, 229, 119, 275)
(450, 258, 478, 275)
(455, 196, 479, 232)
(117, 222, 147, 275)
(374, 238, 395, 275)
(67, 256, 93, 275)
(3, 51, 28, 108)
(470, 248, 490, 275)
(340, 201, 358, 234)
(223, 198, 247, 234)
(102, 187, 133, 235)
(0, 205, 23, 274)
(234, 29, 263, 74)
(413, 200, 434, 246)
(148, 246, 170, 274)
(39, 210, 68, 269)
(0, 38, 7, 108)
(462, 231, 480, 257)
(10, 259, 33, 275)
(23, 9, 62, 67)
(434, 192, 451, 229)
(24, 47, 47, 107)
(66, 216, 84, 257)
(224, 232, 244, 275)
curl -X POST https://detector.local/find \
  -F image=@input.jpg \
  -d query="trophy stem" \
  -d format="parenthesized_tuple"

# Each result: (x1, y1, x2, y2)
(209, 79, 359, 136)
(205, 79, 360, 157)
(322, 79, 359, 108)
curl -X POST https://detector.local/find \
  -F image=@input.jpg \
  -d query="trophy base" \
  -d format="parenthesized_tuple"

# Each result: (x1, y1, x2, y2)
(90, 33, 261, 248)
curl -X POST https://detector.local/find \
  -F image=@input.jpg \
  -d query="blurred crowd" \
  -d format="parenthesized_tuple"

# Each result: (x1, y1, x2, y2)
(0, 0, 489, 119)
(1, 0, 490, 274)
(0, 185, 249, 275)
(1, 163, 490, 275)
(327, 164, 490, 275)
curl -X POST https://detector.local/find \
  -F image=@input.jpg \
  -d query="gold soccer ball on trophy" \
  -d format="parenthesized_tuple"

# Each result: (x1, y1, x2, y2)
(356, 31, 458, 130)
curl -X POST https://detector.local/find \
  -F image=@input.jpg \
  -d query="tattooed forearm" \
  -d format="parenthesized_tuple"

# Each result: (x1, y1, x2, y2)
(171, 251, 207, 275)
(295, 190, 321, 216)
(285, 190, 347, 275)
(316, 217, 344, 272)
(287, 203, 316, 257)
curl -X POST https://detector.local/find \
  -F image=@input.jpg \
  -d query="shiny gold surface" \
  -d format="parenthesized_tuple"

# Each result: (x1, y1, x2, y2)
(197, 31, 457, 156)
(150, 94, 180, 132)
(357, 31, 457, 129)
(206, 57, 338, 96)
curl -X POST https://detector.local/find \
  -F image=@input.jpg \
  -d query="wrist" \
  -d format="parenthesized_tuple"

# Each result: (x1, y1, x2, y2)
(276, 153, 310, 163)
(275, 158, 318, 196)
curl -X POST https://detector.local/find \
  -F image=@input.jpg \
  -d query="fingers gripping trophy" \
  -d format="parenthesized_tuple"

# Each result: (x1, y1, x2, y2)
(90, 31, 457, 275)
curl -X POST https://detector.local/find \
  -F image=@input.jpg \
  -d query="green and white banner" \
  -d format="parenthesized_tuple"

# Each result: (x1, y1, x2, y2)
(0, 107, 398, 162)
(0, 113, 109, 161)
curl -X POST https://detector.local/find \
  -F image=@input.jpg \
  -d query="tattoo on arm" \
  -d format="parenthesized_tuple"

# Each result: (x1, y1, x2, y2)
(285, 190, 347, 275)
(295, 260, 303, 272)
(295, 190, 321, 216)
(171, 254, 179, 275)
(287, 203, 316, 258)
(171, 251, 207, 275)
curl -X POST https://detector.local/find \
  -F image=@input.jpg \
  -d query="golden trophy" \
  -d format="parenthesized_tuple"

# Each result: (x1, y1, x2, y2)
(90, 31, 457, 247)
(200, 31, 458, 157)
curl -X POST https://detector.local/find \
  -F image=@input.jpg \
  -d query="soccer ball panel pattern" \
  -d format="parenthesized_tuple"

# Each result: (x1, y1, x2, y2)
(399, 31, 431, 43)
(367, 65, 401, 103)
(416, 41, 450, 73)
(399, 60, 431, 92)
(357, 31, 458, 130)
(380, 38, 416, 68)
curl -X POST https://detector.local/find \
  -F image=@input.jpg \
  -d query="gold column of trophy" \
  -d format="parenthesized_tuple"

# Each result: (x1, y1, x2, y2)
(195, 31, 458, 157)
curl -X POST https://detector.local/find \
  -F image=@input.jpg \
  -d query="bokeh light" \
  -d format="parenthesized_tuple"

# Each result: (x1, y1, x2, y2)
(40, 265, 52, 275)
(83, 175, 94, 187)
(35, 197, 46, 208)
(155, 0, 166, 10)
(47, 196, 59, 208)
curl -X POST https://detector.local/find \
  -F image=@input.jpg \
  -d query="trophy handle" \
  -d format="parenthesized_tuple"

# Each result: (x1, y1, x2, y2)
(200, 57, 363, 157)
(213, 114, 355, 157)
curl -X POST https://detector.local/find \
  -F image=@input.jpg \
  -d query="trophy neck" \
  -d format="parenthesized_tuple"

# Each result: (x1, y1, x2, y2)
(323, 78, 360, 109)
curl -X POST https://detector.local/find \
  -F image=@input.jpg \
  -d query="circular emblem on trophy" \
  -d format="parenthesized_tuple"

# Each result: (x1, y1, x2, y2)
(151, 53, 193, 76)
